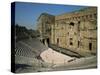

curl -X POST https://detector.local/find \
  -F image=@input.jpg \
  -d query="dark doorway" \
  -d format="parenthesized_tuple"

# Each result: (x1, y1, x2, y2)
(69, 22, 74, 26)
(78, 41, 80, 48)
(89, 43, 92, 51)
(57, 38, 59, 46)
(47, 38, 49, 45)
(42, 39, 45, 45)
(78, 21, 80, 31)
(70, 42, 73, 45)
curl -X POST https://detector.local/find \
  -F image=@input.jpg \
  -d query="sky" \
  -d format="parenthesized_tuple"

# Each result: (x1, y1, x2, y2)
(15, 2, 87, 30)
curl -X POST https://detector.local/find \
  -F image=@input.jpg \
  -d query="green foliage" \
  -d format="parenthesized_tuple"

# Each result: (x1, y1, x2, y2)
(14, 24, 40, 41)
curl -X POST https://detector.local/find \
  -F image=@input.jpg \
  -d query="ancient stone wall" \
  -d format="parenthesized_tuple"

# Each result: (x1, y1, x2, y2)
(37, 7, 97, 55)
(51, 7, 97, 55)
(37, 13, 55, 46)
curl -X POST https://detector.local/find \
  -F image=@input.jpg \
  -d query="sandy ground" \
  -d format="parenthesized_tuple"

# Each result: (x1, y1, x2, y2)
(40, 48, 75, 65)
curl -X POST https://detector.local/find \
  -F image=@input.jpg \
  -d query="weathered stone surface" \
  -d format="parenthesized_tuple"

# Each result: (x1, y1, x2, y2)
(37, 7, 97, 56)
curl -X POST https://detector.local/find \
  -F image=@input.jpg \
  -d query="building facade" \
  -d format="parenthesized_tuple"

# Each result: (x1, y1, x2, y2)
(37, 7, 97, 56)
(37, 13, 55, 46)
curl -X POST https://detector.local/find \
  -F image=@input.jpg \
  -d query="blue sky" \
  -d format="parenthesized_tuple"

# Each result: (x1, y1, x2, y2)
(15, 2, 87, 30)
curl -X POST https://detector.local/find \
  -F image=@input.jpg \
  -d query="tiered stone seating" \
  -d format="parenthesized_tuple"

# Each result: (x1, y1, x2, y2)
(15, 42, 35, 58)
(22, 38, 48, 55)
(15, 38, 48, 72)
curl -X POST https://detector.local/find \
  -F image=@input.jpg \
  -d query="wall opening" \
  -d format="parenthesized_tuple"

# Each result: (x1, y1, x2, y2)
(78, 41, 80, 48)
(70, 38, 73, 40)
(89, 43, 92, 51)
(78, 21, 80, 31)
(78, 21, 80, 24)
(47, 38, 50, 45)
(69, 22, 74, 26)
(57, 38, 59, 46)
(70, 42, 73, 45)
(42, 39, 45, 45)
